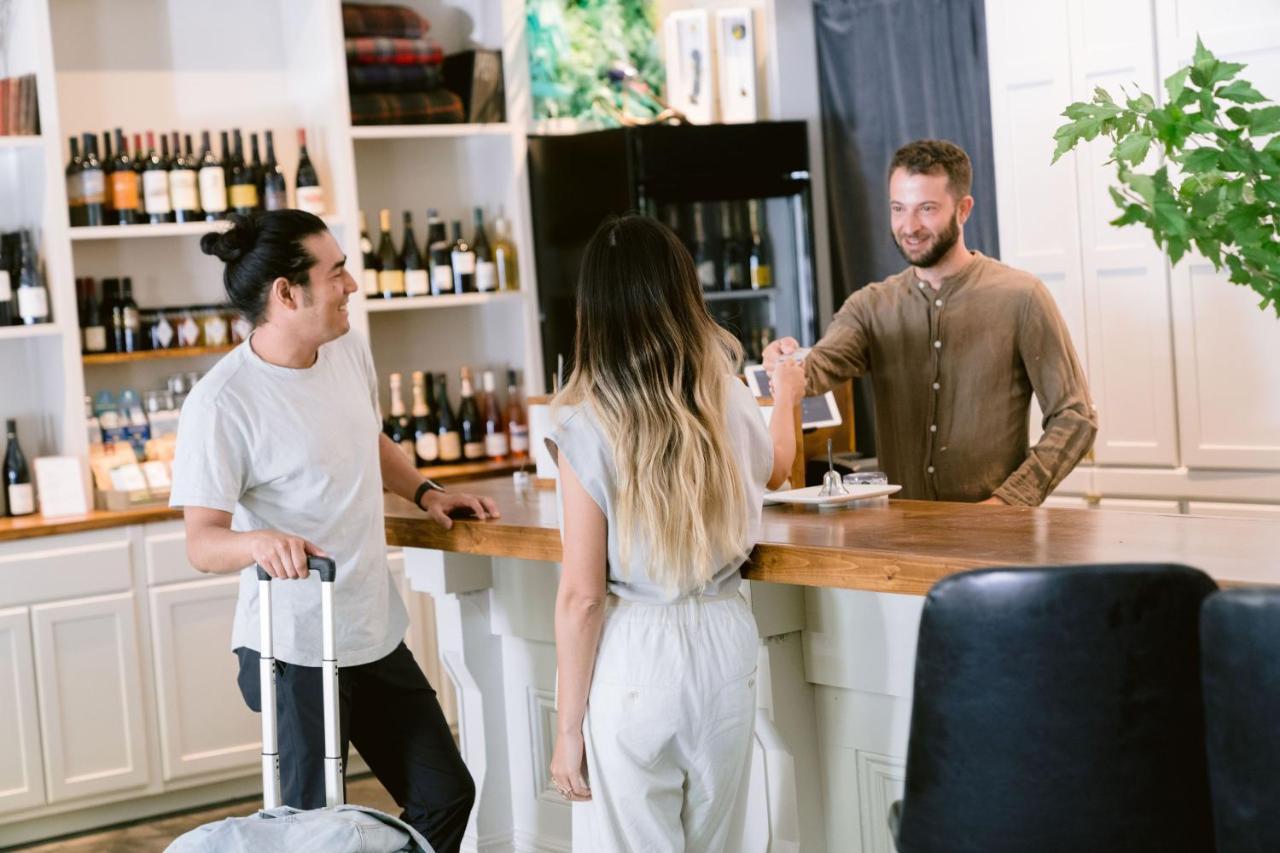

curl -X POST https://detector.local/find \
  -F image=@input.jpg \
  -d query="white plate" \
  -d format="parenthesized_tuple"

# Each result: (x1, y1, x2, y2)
(763, 483, 902, 506)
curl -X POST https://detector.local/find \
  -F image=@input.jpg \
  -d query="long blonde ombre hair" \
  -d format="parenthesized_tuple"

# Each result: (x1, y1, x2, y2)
(556, 215, 750, 594)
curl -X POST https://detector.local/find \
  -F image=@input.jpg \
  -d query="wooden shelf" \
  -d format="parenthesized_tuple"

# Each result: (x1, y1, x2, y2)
(350, 123, 513, 141)
(70, 215, 344, 241)
(83, 344, 235, 366)
(419, 458, 525, 482)
(364, 291, 522, 313)
(0, 135, 43, 150)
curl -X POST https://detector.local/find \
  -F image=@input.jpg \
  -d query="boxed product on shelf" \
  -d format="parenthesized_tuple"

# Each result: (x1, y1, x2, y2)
(0, 74, 40, 136)
(443, 50, 506, 123)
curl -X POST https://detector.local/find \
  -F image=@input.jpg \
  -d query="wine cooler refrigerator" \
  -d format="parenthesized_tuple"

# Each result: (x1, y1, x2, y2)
(527, 122, 819, 384)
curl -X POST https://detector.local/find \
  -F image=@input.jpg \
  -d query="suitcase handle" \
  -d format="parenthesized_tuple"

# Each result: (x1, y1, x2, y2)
(255, 555, 337, 583)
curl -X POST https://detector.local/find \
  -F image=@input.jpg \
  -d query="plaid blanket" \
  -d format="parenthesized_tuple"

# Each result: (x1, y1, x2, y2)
(348, 64, 443, 94)
(346, 37, 443, 66)
(342, 3, 428, 39)
(350, 90, 465, 125)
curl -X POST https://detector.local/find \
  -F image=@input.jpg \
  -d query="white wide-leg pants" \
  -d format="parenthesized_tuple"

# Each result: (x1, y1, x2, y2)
(573, 592, 759, 852)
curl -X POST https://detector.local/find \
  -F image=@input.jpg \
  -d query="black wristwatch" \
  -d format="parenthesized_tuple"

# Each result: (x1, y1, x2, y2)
(414, 478, 446, 510)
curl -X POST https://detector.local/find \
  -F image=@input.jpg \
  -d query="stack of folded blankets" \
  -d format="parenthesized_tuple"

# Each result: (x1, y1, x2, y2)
(344, 3, 465, 125)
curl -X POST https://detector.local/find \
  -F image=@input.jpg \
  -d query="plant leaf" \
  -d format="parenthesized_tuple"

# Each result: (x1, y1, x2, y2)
(1226, 106, 1253, 126)
(1110, 204, 1149, 228)
(1115, 132, 1153, 165)
(1208, 61, 1248, 87)
(1199, 87, 1219, 121)
(1180, 147, 1221, 172)
(1250, 106, 1280, 135)
(1218, 80, 1268, 103)
(1164, 68, 1191, 104)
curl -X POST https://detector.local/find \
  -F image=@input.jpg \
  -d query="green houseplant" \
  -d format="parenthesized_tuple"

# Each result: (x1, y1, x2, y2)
(1052, 38, 1280, 315)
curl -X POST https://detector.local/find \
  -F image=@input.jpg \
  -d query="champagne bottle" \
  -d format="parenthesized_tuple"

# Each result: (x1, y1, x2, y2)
(295, 129, 325, 215)
(249, 132, 265, 208)
(481, 370, 508, 460)
(493, 210, 519, 291)
(3, 419, 34, 517)
(0, 237, 13, 326)
(80, 133, 107, 227)
(376, 209, 404, 298)
(262, 130, 287, 211)
(427, 210, 453, 295)
(384, 373, 415, 460)
(720, 201, 748, 290)
(198, 130, 228, 221)
(691, 203, 717, 291)
(120, 276, 141, 353)
(66, 136, 85, 227)
(102, 278, 122, 352)
(450, 220, 475, 293)
(111, 129, 140, 225)
(401, 211, 429, 297)
(132, 133, 147, 219)
(472, 208, 496, 293)
(458, 366, 485, 460)
(748, 199, 773, 289)
(359, 211, 380, 298)
(170, 132, 201, 223)
(435, 373, 462, 462)
(81, 277, 108, 353)
(411, 370, 439, 465)
(228, 129, 259, 214)
(142, 131, 174, 224)
(16, 232, 50, 326)
(101, 131, 116, 222)
(505, 369, 529, 459)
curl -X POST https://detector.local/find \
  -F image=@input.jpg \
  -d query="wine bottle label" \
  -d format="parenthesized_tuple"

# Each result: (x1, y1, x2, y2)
(463, 441, 486, 460)
(204, 315, 229, 346)
(431, 266, 455, 294)
(229, 183, 258, 210)
(439, 432, 462, 461)
(362, 269, 380, 297)
(0, 271, 10, 300)
(697, 261, 717, 288)
(66, 174, 84, 206)
(484, 433, 509, 458)
(452, 251, 476, 274)
(509, 423, 530, 453)
(84, 325, 108, 352)
(111, 171, 140, 209)
(475, 261, 497, 292)
(17, 286, 49, 320)
(232, 315, 252, 343)
(123, 306, 141, 331)
(751, 262, 773, 288)
(179, 316, 200, 346)
(81, 170, 106, 204)
(416, 432, 440, 463)
(153, 318, 175, 349)
(264, 186, 288, 211)
(7, 483, 35, 516)
(199, 168, 228, 212)
(378, 270, 406, 295)
(143, 171, 173, 213)
(404, 269, 430, 297)
(169, 171, 199, 211)
(296, 185, 325, 215)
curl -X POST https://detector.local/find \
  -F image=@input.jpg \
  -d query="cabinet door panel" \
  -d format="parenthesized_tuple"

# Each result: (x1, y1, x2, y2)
(0, 608, 44, 815)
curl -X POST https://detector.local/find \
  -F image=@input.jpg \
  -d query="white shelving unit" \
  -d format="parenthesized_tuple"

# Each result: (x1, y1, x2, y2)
(363, 291, 522, 313)
(0, 135, 45, 149)
(349, 122, 514, 140)
(68, 216, 346, 241)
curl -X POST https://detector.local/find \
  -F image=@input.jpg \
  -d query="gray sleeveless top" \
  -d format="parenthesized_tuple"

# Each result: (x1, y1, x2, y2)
(546, 377, 771, 603)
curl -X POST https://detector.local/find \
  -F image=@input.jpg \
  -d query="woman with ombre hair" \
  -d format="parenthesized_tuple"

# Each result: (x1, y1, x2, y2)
(545, 214, 804, 851)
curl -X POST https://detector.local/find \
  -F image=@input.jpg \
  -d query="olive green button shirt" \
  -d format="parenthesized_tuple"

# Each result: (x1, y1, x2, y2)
(804, 251, 1097, 506)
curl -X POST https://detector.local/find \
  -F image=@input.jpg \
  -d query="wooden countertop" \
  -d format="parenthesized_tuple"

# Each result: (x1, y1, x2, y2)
(385, 476, 1280, 595)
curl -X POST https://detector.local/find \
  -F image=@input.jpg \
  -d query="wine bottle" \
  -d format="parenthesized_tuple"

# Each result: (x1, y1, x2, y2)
(450, 220, 475, 293)
(16, 232, 50, 326)
(748, 199, 773, 289)
(111, 129, 140, 225)
(401, 211, 429, 297)
(229, 130, 259, 214)
(198, 130, 228, 221)
(66, 136, 85, 227)
(376, 209, 404, 298)
(411, 370, 439, 465)
(426, 209, 453, 295)
(120, 276, 141, 353)
(249, 132, 264, 208)
(359, 211, 380, 298)
(720, 201, 748, 290)
(81, 277, 108, 353)
(170, 132, 201, 223)
(435, 373, 462, 462)
(219, 131, 232, 187)
(142, 131, 174, 224)
(132, 133, 147, 218)
(472, 208, 496, 293)
(295, 129, 325, 215)
(0, 237, 13, 326)
(262, 130, 287, 211)
(384, 373, 415, 460)
(493, 210, 519, 291)
(691, 203, 717, 291)
(3, 419, 34, 517)
(505, 369, 529, 459)
(101, 278, 120, 352)
(80, 133, 106, 227)
(101, 131, 116, 222)
(481, 370, 509, 460)
(458, 366, 485, 460)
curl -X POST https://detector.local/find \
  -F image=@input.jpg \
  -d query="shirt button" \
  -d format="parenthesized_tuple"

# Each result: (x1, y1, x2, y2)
(918, 281, 925, 288)
(935, 299, 943, 307)
(932, 382, 941, 390)
(930, 425, 937, 432)
(927, 466, 936, 474)
(934, 340, 942, 349)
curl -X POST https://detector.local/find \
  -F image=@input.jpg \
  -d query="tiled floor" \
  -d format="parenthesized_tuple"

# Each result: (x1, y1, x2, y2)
(13, 775, 399, 852)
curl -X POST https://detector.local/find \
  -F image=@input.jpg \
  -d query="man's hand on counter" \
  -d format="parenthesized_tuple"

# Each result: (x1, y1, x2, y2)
(978, 496, 1008, 505)
(420, 490, 502, 530)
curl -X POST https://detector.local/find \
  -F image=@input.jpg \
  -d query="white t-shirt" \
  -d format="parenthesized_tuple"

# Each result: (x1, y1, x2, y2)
(169, 330, 407, 667)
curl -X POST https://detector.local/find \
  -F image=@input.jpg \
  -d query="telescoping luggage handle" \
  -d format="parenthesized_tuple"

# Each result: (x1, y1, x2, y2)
(255, 556, 341, 811)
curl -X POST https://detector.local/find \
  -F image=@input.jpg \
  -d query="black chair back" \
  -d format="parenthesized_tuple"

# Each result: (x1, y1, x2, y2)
(1201, 587, 1280, 853)
(895, 563, 1217, 853)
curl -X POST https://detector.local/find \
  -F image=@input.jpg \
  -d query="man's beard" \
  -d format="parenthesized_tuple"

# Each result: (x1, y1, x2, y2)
(892, 213, 961, 269)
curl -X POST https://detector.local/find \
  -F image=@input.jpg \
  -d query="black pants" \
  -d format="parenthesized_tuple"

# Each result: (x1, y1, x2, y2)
(236, 642, 475, 853)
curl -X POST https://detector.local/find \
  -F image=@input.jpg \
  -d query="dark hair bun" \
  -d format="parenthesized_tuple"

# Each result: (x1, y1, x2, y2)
(200, 213, 259, 263)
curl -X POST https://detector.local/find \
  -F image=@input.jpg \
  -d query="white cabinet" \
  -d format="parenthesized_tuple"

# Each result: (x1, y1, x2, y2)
(148, 577, 259, 783)
(30, 593, 150, 804)
(0, 608, 45, 816)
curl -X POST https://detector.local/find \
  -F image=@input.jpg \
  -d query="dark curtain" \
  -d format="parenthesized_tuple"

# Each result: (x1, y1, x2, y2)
(814, 0, 999, 455)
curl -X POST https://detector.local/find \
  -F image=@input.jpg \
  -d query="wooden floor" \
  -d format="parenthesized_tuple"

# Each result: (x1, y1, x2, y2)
(13, 776, 399, 852)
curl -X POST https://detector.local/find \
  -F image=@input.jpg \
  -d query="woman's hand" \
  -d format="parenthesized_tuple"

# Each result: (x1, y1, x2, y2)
(549, 729, 592, 802)
(770, 356, 806, 408)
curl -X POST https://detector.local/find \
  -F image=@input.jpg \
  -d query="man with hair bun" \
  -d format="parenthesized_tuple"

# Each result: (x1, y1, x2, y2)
(173, 210, 494, 852)
(765, 139, 1097, 506)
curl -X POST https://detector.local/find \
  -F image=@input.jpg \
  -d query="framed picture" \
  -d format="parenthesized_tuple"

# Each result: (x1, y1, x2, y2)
(664, 9, 714, 124)
(715, 8, 757, 123)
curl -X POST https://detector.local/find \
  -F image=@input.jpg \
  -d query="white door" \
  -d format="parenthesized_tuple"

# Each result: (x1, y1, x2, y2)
(149, 576, 259, 782)
(31, 593, 150, 803)
(0, 607, 45, 815)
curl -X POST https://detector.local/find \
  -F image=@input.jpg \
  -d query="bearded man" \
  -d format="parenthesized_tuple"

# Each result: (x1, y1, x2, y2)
(764, 139, 1096, 505)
